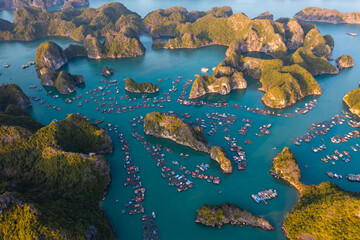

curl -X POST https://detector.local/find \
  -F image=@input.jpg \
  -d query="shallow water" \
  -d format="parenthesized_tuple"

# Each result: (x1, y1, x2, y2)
(1, 1, 360, 240)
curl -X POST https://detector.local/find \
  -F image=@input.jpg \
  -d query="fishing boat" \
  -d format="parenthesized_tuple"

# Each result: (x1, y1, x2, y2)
(3, 63, 10, 68)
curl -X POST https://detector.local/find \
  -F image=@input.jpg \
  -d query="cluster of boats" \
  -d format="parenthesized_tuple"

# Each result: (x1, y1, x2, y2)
(142, 212, 159, 240)
(232, 104, 296, 118)
(224, 136, 247, 170)
(118, 133, 146, 215)
(130, 116, 195, 192)
(326, 172, 342, 179)
(238, 119, 253, 136)
(320, 150, 351, 164)
(295, 99, 317, 114)
(292, 120, 334, 146)
(255, 124, 271, 137)
(252, 189, 278, 204)
(330, 130, 359, 144)
(346, 174, 360, 181)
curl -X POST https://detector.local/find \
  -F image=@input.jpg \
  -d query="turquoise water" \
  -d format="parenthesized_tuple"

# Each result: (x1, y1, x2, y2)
(1, 1, 360, 239)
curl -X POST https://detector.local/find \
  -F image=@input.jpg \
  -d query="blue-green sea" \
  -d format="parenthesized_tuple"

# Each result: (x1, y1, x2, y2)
(1, 1, 360, 239)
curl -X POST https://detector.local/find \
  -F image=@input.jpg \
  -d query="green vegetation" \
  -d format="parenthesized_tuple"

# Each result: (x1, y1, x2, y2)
(270, 147, 304, 191)
(260, 64, 321, 108)
(210, 146, 232, 174)
(144, 6, 232, 37)
(196, 204, 226, 226)
(195, 203, 274, 230)
(284, 182, 360, 240)
(0, 2, 144, 42)
(0, 84, 42, 132)
(124, 78, 159, 93)
(272, 147, 360, 239)
(336, 54, 354, 70)
(343, 88, 360, 117)
(290, 47, 338, 75)
(0, 114, 113, 239)
(144, 111, 209, 153)
(303, 28, 332, 59)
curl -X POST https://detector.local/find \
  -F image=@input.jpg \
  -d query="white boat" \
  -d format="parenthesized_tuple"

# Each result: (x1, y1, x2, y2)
(201, 67, 209, 73)
(3, 63, 10, 68)
(347, 32, 357, 37)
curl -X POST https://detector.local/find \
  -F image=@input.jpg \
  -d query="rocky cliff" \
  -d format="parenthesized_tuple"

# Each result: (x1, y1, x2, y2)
(35, 41, 85, 95)
(35, 41, 68, 71)
(144, 111, 210, 153)
(195, 203, 274, 230)
(336, 54, 354, 70)
(210, 146, 232, 174)
(295, 7, 360, 24)
(189, 73, 246, 99)
(343, 88, 360, 117)
(124, 78, 159, 93)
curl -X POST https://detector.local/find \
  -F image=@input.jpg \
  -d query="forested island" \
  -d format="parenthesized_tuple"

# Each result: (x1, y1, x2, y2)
(195, 203, 274, 230)
(144, 111, 210, 153)
(0, 84, 114, 239)
(0, 3, 352, 109)
(295, 7, 360, 24)
(124, 78, 159, 93)
(271, 147, 360, 240)
(343, 88, 360, 117)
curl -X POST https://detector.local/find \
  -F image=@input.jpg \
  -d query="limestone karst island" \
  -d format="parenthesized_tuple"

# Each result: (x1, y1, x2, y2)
(0, 0, 360, 239)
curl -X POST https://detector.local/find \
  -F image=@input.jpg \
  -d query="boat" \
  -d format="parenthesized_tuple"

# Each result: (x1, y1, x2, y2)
(3, 63, 10, 68)
(201, 67, 209, 73)
(347, 32, 358, 37)
(252, 189, 277, 204)
(346, 174, 360, 182)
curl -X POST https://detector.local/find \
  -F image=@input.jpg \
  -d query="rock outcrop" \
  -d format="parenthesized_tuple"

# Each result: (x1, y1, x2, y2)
(102, 66, 114, 77)
(35, 41, 85, 95)
(210, 146, 232, 174)
(195, 203, 274, 230)
(0, 84, 31, 111)
(144, 111, 210, 153)
(270, 147, 305, 191)
(124, 78, 159, 93)
(35, 41, 68, 71)
(295, 7, 360, 24)
(336, 54, 354, 70)
(253, 11, 273, 20)
(189, 73, 246, 99)
(343, 88, 360, 117)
